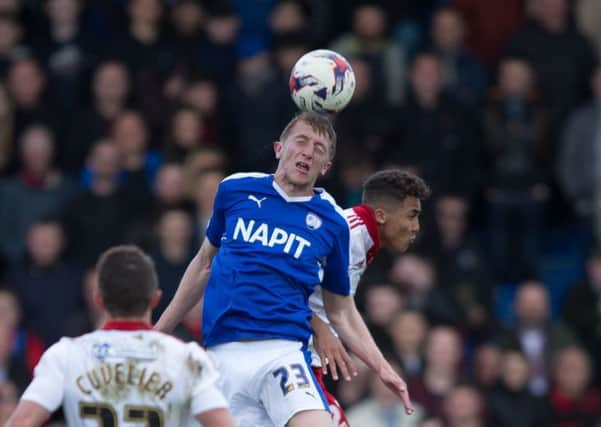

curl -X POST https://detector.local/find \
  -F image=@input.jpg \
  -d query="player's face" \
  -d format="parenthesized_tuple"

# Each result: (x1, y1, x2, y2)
(274, 120, 332, 190)
(377, 196, 421, 252)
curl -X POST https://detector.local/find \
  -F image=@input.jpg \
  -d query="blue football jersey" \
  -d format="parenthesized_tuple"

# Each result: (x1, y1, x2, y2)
(203, 173, 351, 347)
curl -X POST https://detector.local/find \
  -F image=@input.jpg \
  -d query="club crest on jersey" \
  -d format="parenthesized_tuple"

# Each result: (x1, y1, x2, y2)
(93, 343, 111, 361)
(306, 213, 322, 230)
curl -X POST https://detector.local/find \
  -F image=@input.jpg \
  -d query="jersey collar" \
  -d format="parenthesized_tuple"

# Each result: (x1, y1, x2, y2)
(101, 320, 153, 331)
(271, 176, 315, 202)
(353, 204, 381, 263)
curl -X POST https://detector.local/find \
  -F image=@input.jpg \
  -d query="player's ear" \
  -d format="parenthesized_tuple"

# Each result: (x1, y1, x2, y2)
(273, 141, 283, 159)
(320, 161, 332, 176)
(93, 290, 105, 310)
(150, 289, 162, 310)
(374, 207, 387, 224)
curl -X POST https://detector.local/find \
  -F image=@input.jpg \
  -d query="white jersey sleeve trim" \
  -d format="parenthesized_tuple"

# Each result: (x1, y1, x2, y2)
(222, 172, 269, 182)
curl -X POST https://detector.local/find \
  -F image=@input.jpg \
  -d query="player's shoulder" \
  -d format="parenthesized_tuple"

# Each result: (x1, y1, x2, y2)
(148, 332, 210, 359)
(313, 188, 348, 227)
(221, 172, 270, 186)
(38, 336, 78, 363)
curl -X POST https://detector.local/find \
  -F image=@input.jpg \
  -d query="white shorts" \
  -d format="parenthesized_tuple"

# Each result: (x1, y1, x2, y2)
(207, 340, 329, 427)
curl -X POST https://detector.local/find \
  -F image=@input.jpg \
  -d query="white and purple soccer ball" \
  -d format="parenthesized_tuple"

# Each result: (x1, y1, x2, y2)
(289, 49, 356, 114)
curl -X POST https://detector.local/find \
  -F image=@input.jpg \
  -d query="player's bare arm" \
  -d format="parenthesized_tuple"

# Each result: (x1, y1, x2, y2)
(155, 237, 218, 333)
(196, 408, 235, 427)
(311, 314, 356, 381)
(5, 400, 50, 427)
(322, 288, 414, 415)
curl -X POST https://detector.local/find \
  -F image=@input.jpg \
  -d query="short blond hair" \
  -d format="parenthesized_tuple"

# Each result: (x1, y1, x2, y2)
(279, 112, 337, 159)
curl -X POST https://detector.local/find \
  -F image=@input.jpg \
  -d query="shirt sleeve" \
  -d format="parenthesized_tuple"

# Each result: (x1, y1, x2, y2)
(321, 220, 351, 296)
(205, 181, 228, 247)
(186, 343, 229, 416)
(20, 339, 67, 412)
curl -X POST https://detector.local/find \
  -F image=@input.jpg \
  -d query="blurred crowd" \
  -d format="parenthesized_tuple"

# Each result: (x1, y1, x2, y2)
(1, 0, 601, 425)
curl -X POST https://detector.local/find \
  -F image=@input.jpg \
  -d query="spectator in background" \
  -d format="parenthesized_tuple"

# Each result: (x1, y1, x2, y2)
(420, 195, 495, 341)
(7, 58, 56, 141)
(389, 253, 461, 325)
(0, 124, 76, 267)
(347, 358, 425, 427)
(409, 326, 464, 418)
(497, 281, 577, 396)
(164, 106, 206, 162)
(197, 4, 239, 88)
(111, 110, 161, 192)
(0, 325, 28, 395)
(269, 0, 308, 40)
(153, 162, 191, 211)
(472, 343, 501, 392)
(63, 61, 129, 175)
(453, 0, 525, 70)
(363, 283, 404, 350)
(549, 346, 601, 425)
(168, 0, 206, 75)
(0, 14, 26, 78)
(334, 58, 395, 159)
(385, 52, 478, 198)
(0, 82, 13, 175)
(150, 209, 195, 323)
(62, 268, 105, 337)
(506, 0, 596, 153)
(225, 39, 289, 172)
(8, 220, 83, 348)
(487, 350, 550, 427)
(442, 385, 486, 427)
(190, 168, 224, 243)
(0, 82, 14, 175)
(331, 2, 406, 108)
(389, 310, 428, 380)
(562, 251, 601, 385)
(0, 289, 44, 376)
(108, 0, 174, 135)
(63, 140, 138, 266)
(559, 66, 601, 232)
(484, 57, 548, 281)
(430, 7, 487, 109)
(575, 0, 601, 52)
(183, 146, 227, 177)
(179, 76, 222, 146)
(33, 0, 94, 113)
(127, 162, 193, 249)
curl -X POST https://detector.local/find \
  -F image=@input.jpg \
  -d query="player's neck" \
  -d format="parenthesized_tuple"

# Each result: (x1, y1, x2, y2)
(273, 171, 313, 197)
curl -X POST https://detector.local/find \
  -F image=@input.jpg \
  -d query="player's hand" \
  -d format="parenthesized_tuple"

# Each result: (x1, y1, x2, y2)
(378, 364, 414, 415)
(313, 328, 356, 381)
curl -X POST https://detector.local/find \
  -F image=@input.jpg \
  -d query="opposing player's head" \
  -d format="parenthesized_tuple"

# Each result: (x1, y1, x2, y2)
(362, 170, 430, 252)
(273, 112, 335, 195)
(96, 245, 161, 319)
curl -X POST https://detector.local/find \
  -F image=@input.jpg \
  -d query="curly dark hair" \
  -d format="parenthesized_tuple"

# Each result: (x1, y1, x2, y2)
(362, 169, 431, 205)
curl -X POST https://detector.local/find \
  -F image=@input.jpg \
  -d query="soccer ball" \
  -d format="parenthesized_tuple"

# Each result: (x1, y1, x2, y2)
(289, 49, 355, 114)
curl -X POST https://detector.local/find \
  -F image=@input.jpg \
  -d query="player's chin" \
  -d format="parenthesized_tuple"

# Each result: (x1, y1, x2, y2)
(291, 169, 317, 185)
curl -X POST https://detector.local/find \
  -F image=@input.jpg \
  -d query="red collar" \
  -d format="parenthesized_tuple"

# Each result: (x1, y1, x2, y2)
(101, 320, 153, 331)
(352, 204, 381, 264)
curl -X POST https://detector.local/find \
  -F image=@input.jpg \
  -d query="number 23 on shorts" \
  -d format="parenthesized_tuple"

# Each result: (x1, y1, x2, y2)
(272, 363, 311, 395)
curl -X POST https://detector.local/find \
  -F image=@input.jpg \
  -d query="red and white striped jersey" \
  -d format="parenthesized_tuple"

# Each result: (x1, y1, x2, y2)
(309, 205, 380, 366)
(20, 321, 228, 426)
